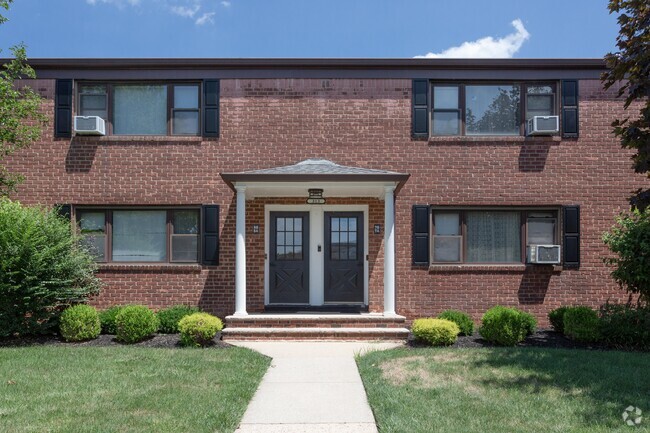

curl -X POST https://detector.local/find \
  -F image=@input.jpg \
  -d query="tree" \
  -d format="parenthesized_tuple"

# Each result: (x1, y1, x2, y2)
(602, 0, 650, 211)
(0, 0, 46, 196)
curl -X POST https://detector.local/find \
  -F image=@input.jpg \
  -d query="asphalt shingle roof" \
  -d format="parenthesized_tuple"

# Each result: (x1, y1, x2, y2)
(237, 159, 402, 176)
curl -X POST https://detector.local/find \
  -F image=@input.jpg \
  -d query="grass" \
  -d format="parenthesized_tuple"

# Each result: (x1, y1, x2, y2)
(357, 347, 650, 433)
(0, 346, 270, 433)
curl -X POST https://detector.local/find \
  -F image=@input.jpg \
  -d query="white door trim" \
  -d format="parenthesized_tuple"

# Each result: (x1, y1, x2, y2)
(264, 204, 369, 306)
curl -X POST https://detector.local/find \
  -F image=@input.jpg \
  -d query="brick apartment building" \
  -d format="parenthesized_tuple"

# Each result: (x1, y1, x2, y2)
(6, 58, 643, 338)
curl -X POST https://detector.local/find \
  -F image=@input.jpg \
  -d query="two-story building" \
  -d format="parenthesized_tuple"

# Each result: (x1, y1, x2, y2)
(7, 58, 642, 339)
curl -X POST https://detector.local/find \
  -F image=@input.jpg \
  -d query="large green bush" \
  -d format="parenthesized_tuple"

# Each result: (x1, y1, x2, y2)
(115, 305, 159, 344)
(157, 305, 200, 334)
(563, 306, 601, 342)
(178, 313, 223, 347)
(0, 199, 101, 337)
(520, 310, 538, 336)
(437, 310, 474, 336)
(599, 303, 650, 350)
(411, 318, 460, 346)
(59, 304, 101, 342)
(99, 305, 125, 334)
(548, 306, 570, 333)
(603, 209, 650, 305)
(479, 306, 531, 346)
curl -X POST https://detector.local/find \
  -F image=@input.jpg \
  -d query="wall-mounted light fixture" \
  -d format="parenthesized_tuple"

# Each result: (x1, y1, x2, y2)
(306, 189, 326, 204)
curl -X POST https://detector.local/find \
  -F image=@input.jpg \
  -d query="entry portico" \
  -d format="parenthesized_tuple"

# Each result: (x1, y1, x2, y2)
(221, 159, 409, 317)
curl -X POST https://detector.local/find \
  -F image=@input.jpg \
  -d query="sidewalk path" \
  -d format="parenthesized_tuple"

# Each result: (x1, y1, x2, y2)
(231, 341, 401, 433)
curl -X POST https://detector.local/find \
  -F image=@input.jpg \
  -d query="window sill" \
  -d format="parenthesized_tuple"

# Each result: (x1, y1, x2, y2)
(72, 135, 205, 143)
(97, 263, 203, 273)
(428, 264, 562, 273)
(428, 135, 561, 144)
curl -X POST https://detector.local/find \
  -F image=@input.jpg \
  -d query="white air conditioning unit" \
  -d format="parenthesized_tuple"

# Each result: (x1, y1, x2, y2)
(74, 116, 106, 136)
(527, 244, 561, 264)
(527, 116, 559, 136)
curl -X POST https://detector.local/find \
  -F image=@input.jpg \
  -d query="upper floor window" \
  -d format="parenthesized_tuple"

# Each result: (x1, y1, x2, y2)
(77, 83, 201, 136)
(431, 83, 556, 137)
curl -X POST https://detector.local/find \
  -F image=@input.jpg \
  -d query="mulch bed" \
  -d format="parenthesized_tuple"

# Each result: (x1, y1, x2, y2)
(0, 333, 230, 349)
(408, 329, 611, 351)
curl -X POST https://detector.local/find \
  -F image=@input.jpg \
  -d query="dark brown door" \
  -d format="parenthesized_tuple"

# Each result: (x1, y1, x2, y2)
(269, 212, 310, 304)
(324, 212, 364, 303)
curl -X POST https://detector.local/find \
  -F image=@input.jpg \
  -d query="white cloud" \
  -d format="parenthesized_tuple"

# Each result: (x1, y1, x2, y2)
(221, 1, 231, 7)
(415, 19, 530, 59)
(195, 11, 215, 25)
(170, 4, 200, 18)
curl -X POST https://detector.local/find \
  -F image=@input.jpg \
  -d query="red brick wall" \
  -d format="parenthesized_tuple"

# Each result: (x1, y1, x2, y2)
(7, 77, 645, 325)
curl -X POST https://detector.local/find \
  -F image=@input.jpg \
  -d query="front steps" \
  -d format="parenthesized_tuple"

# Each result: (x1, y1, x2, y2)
(222, 313, 409, 341)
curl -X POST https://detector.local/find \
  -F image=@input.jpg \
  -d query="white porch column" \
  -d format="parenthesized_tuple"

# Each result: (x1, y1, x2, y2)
(234, 185, 248, 316)
(383, 185, 396, 316)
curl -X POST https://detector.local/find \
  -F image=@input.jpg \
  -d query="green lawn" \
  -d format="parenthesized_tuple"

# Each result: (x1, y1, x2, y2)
(357, 347, 650, 433)
(0, 346, 270, 433)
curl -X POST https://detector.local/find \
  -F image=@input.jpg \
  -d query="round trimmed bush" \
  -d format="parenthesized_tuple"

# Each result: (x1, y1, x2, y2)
(157, 305, 200, 334)
(437, 310, 474, 336)
(599, 303, 650, 351)
(115, 305, 159, 344)
(520, 310, 538, 336)
(99, 305, 125, 334)
(479, 306, 530, 346)
(59, 304, 101, 342)
(411, 318, 460, 346)
(563, 306, 601, 342)
(548, 306, 570, 333)
(178, 313, 223, 347)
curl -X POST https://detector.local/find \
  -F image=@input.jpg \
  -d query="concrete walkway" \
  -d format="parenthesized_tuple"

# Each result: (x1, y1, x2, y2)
(231, 341, 402, 433)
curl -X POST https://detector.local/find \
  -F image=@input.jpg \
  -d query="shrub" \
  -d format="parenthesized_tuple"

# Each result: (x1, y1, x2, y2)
(520, 310, 538, 336)
(548, 306, 570, 333)
(115, 305, 159, 344)
(437, 310, 474, 336)
(563, 306, 601, 342)
(178, 313, 223, 347)
(99, 305, 125, 334)
(479, 306, 531, 346)
(411, 318, 460, 346)
(599, 303, 650, 350)
(0, 199, 101, 337)
(59, 304, 101, 342)
(157, 305, 200, 334)
(603, 209, 650, 305)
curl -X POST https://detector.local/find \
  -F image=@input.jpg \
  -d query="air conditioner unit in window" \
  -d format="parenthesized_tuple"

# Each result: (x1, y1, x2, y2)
(527, 244, 561, 264)
(527, 116, 559, 136)
(74, 116, 106, 136)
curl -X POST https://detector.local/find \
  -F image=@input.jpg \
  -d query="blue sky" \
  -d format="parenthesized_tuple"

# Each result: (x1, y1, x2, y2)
(1, 0, 619, 58)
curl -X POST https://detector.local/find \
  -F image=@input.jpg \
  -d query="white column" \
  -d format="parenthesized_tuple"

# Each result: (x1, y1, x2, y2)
(234, 185, 248, 316)
(384, 185, 396, 316)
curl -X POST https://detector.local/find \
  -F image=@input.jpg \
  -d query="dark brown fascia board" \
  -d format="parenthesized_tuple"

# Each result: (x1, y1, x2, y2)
(220, 173, 411, 192)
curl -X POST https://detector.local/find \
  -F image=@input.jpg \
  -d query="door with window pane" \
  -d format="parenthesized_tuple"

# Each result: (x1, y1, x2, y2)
(324, 212, 364, 303)
(269, 212, 310, 304)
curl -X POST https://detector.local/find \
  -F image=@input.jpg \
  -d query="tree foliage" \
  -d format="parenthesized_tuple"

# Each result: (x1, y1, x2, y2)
(602, 0, 650, 210)
(603, 209, 650, 306)
(0, 0, 46, 196)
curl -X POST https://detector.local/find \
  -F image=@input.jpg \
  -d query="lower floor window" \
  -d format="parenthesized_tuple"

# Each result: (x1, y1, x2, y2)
(432, 209, 557, 264)
(77, 208, 200, 263)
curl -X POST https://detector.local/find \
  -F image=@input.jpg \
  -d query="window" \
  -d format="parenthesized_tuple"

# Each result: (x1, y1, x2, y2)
(431, 209, 558, 264)
(77, 83, 201, 136)
(430, 82, 557, 136)
(76, 208, 200, 263)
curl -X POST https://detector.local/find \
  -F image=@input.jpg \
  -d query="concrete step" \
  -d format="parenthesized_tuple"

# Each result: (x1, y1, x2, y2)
(221, 326, 410, 341)
(225, 313, 407, 329)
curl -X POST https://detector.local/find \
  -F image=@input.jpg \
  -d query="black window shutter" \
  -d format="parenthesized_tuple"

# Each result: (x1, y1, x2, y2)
(561, 80, 579, 138)
(202, 80, 220, 137)
(412, 80, 429, 138)
(563, 205, 580, 268)
(202, 205, 220, 265)
(55, 204, 71, 220)
(412, 205, 430, 265)
(55, 79, 73, 138)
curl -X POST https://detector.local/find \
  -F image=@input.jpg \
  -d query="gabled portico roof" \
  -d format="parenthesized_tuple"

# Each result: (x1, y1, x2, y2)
(221, 159, 409, 199)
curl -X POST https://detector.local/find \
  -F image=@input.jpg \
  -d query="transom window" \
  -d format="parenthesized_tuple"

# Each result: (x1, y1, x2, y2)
(77, 208, 200, 263)
(78, 83, 201, 136)
(432, 209, 557, 264)
(431, 83, 557, 136)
